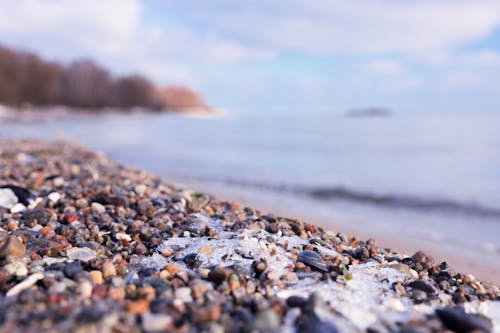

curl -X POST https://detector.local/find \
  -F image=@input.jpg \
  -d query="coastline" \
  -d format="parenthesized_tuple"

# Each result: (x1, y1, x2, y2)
(168, 180, 500, 286)
(0, 138, 499, 332)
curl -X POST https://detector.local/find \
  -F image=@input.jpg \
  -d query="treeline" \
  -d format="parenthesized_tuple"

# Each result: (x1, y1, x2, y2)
(0, 45, 207, 111)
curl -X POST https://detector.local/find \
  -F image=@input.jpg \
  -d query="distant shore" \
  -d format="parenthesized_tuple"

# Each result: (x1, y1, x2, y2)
(0, 138, 499, 332)
(0, 104, 219, 122)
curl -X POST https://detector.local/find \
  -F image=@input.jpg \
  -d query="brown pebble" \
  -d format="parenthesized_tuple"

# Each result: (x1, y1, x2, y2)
(102, 262, 117, 278)
(164, 264, 179, 275)
(90, 270, 103, 284)
(192, 304, 221, 323)
(126, 299, 150, 314)
(0, 236, 26, 259)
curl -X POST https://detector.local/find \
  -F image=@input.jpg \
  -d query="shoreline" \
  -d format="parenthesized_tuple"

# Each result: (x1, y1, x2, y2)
(163, 179, 500, 286)
(0, 138, 499, 332)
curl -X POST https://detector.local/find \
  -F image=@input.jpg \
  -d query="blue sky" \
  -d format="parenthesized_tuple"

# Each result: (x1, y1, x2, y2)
(1, 0, 500, 114)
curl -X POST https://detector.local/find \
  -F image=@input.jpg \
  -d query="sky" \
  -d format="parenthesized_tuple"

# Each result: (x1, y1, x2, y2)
(1, 0, 500, 114)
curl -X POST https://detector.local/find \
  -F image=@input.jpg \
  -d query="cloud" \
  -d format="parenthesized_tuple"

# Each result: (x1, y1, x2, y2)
(165, 0, 500, 55)
(2, 0, 500, 111)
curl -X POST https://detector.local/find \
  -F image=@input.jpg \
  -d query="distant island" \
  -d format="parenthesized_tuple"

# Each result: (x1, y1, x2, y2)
(345, 107, 391, 117)
(0, 44, 211, 113)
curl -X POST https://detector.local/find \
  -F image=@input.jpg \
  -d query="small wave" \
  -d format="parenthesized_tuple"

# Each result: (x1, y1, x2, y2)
(307, 186, 500, 217)
(189, 176, 500, 218)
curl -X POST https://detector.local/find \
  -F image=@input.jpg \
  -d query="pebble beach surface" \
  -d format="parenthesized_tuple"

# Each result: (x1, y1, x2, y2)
(0, 138, 499, 333)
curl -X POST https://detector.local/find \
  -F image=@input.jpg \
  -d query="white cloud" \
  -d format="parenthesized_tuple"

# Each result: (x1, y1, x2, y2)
(170, 0, 500, 55)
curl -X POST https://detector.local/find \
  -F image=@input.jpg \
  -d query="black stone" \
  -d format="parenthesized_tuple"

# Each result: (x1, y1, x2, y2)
(354, 247, 370, 261)
(408, 280, 438, 295)
(183, 253, 201, 268)
(297, 313, 338, 333)
(21, 209, 51, 226)
(75, 306, 106, 323)
(436, 306, 492, 333)
(298, 250, 328, 272)
(63, 262, 83, 279)
(286, 295, 307, 308)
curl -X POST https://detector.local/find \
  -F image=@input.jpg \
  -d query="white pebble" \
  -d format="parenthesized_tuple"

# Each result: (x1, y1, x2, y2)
(115, 233, 132, 242)
(6, 272, 44, 296)
(91, 202, 106, 214)
(134, 184, 147, 196)
(174, 287, 193, 303)
(47, 192, 61, 203)
(10, 203, 26, 213)
(142, 312, 172, 332)
(0, 188, 18, 209)
(66, 247, 97, 262)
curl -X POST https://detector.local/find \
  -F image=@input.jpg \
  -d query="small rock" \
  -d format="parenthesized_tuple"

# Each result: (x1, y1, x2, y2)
(0, 185, 36, 207)
(389, 263, 419, 279)
(0, 187, 18, 209)
(134, 184, 147, 196)
(0, 235, 26, 259)
(436, 306, 492, 333)
(408, 279, 438, 295)
(4, 261, 28, 277)
(90, 270, 103, 284)
(354, 247, 370, 261)
(411, 250, 435, 272)
(6, 272, 44, 296)
(189, 193, 210, 211)
(142, 312, 172, 332)
(63, 262, 84, 279)
(102, 262, 117, 278)
(174, 287, 193, 303)
(91, 202, 106, 214)
(298, 250, 328, 272)
(75, 306, 106, 323)
(251, 309, 280, 332)
(47, 192, 61, 203)
(10, 203, 26, 213)
(21, 209, 52, 225)
(126, 299, 150, 314)
(79, 280, 93, 298)
(66, 247, 97, 262)
(192, 304, 221, 323)
(115, 233, 132, 242)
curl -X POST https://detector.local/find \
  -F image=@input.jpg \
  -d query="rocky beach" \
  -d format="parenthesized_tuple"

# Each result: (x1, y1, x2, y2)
(0, 138, 499, 333)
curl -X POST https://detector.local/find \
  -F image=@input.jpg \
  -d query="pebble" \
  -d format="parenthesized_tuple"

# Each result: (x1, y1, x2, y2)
(251, 309, 281, 332)
(0, 235, 26, 258)
(0, 187, 18, 208)
(142, 312, 173, 332)
(47, 192, 61, 203)
(102, 262, 117, 278)
(134, 184, 147, 196)
(436, 306, 492, 332)
(408, 279, 438, 295)
(175, 287, 193, 303)
(10, 203, 26, 213)
(64, 262, 84, 279)
(389, 263, 419, 279)
(4, 261, 28, 277)
(91, 202, 106, 214)
(79, 280, 93, 298)
(6, 272, 44, 296)
(67, 247, 97, 262)
(192, 304, 221, 323)
(0, 139, 498, 332)
(298, 250, 328, 272)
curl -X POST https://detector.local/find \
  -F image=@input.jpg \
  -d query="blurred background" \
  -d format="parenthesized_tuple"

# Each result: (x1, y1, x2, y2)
(1, 0, 500, 281)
